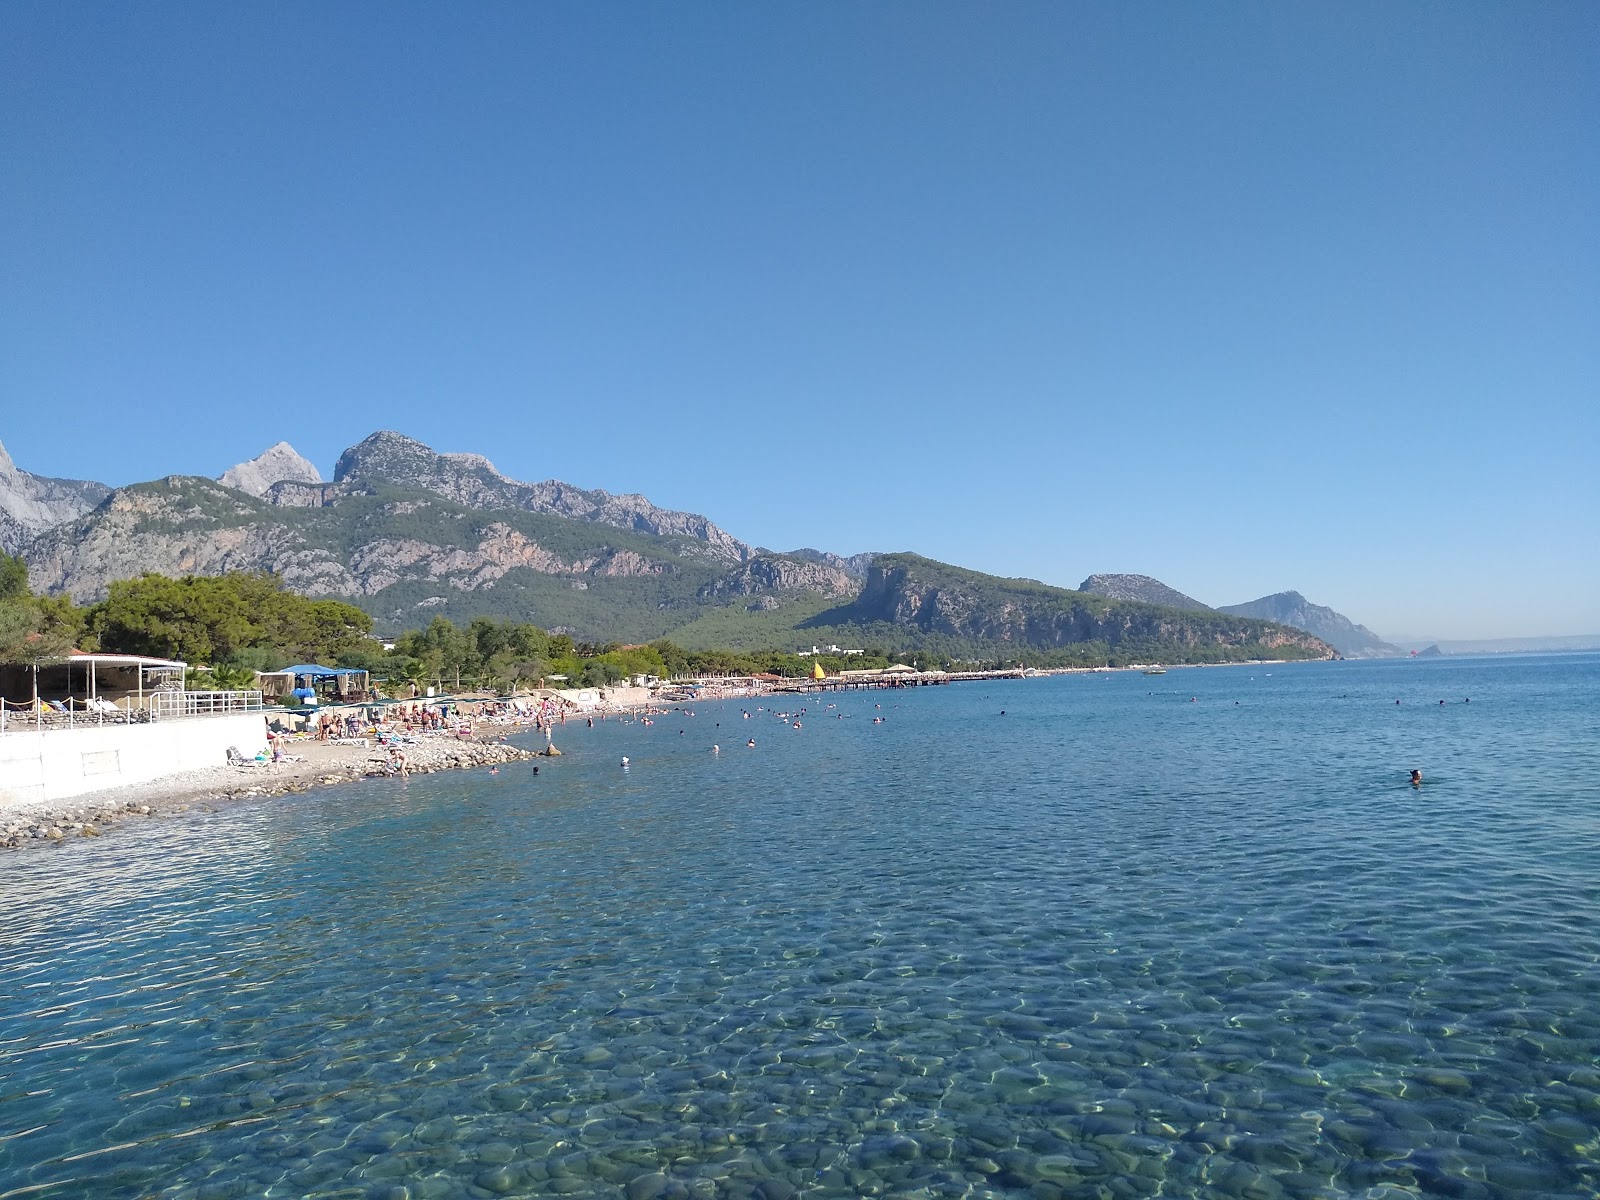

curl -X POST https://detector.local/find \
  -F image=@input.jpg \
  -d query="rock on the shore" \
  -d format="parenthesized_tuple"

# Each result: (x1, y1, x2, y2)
(1, 798, 162, 849)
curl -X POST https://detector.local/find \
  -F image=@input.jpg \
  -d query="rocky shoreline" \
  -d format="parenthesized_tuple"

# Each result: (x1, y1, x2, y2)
(1, 735, 537, 853)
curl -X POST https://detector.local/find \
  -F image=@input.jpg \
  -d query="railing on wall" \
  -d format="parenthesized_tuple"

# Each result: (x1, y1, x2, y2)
(0, 690, 264, 733)
(147, 691, 266, 720)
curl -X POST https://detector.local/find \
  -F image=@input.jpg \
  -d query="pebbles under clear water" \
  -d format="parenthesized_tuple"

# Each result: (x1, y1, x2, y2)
(2, 654, 1598, 1200)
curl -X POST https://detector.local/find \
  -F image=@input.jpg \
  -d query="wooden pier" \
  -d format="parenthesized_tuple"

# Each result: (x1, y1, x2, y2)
(776, 668, 1028, 694)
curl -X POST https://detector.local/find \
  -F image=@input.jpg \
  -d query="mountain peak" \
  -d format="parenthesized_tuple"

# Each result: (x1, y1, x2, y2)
(0, 442, 113, 555)
(1078, 573, 1212, 611)
(333, 431, 437, 482)
(219, 442, 322, 497)
(326, 431, 754, 563)
(1218, 591, 1399, 658)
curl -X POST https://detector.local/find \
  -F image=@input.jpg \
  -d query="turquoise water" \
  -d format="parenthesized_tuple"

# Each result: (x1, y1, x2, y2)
(2, 655, 1598, 1200)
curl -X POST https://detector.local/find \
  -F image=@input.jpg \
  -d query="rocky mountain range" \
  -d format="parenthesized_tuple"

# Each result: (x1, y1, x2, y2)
(0, 441, 111, 555)
(5, 432, 1346, 660)
(13, 433, 861, 644)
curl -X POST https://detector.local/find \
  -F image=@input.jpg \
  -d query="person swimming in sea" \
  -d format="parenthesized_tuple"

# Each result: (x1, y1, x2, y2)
(1410, 769, 1422, 787)
(747, 738, 756, 747)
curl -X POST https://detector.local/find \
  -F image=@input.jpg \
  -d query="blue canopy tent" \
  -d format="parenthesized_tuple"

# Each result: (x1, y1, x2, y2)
(279, 664, 337, 705)
(263, 664, 370, 705)
(281, 664, 339, 680)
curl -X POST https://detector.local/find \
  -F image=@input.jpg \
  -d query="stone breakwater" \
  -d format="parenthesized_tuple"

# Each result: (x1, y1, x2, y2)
(1, 736, 535, 852)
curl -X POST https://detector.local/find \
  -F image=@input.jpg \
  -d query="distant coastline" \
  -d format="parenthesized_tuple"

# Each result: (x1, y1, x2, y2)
(1386, 636, 1600, 656)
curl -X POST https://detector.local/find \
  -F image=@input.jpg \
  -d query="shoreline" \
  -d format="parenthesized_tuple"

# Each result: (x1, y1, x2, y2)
(0, 731, 537, 853)
(0, 661, 1313, 854)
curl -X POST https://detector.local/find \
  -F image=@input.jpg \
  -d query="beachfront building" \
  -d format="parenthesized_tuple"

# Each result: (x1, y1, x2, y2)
(0, 649, 272, 806)
(0, 647, 275, 730)
(0, 650, 187, 726)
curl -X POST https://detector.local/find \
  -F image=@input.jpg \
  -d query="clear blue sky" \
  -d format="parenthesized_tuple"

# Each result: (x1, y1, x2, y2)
(4, 3, 1596, 639)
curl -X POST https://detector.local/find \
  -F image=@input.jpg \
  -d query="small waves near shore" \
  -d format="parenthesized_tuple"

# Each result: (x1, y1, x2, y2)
(1, 654, 1597, 1200)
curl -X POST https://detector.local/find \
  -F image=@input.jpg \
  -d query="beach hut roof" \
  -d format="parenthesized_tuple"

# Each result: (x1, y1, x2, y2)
(7, 650, 188, 669)
(69, 650, 188, 668)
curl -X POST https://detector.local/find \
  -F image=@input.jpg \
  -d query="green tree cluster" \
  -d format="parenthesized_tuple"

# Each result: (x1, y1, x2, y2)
(88, 571, 373, 666)
(0, 551, 84, 663)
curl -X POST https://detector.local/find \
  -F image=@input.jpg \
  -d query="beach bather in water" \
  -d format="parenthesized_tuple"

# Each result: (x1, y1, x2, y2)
(1410, 769, 1422, 787)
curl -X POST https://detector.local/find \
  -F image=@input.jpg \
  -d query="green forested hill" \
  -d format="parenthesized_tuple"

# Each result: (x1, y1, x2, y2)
(787, 554, 1333, 664)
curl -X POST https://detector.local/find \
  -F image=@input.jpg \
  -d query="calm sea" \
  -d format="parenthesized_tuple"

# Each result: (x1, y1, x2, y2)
(2, 655, 1597, 1200)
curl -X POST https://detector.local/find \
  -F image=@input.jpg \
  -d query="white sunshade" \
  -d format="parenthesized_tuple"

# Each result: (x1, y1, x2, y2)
(59, 652, 188, 670)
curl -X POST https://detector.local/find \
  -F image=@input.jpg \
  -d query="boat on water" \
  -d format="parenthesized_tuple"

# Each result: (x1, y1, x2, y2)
(1142, 667, 1167, 675)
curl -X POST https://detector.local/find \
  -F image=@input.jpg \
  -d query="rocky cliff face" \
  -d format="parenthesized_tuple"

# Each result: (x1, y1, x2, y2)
(1079, 573, 1211, 611)
(218, 442, 322, 497)
(26, 479, 351, 600)
(25, 478, 691, 604)
(331, 432, 753, 563)
(1218, 592, 1400, 658)
(784, 548, 877, 578)
(0, 441, 111, 555)
(832, 556, 1333, 656)
(698, 556, 860, 600)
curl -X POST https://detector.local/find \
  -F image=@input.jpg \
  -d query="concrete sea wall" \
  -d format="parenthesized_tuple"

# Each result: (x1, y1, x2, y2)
(0, 714, 270, 809)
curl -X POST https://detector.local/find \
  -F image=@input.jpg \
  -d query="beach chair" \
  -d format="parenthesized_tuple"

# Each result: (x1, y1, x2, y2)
(226, 746, 269, 767)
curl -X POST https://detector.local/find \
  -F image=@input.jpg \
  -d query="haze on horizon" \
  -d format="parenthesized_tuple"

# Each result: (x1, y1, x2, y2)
(3, 4, 1595, 642)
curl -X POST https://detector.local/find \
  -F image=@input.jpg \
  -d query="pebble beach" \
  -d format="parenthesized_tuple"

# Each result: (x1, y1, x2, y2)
(1, 732, 537, 852)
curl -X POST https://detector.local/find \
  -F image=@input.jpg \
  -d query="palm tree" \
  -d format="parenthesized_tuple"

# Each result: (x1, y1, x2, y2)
(397, 659, 428, 698)
(211, 664, 259, 691)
